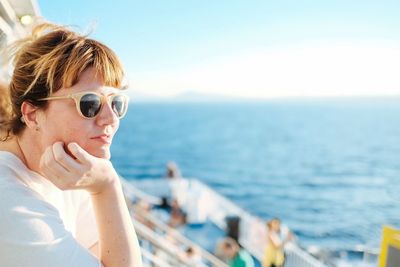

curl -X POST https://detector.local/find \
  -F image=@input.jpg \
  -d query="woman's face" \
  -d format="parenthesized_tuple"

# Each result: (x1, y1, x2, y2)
(37, 67, 121, 159)
(271, 220, 281, 232)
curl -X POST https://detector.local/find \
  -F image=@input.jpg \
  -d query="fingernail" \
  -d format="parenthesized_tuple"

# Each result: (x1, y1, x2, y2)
(54, 141, 63, 147)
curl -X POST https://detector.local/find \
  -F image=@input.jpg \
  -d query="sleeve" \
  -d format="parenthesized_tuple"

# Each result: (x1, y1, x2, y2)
(0, 183, 103, 267)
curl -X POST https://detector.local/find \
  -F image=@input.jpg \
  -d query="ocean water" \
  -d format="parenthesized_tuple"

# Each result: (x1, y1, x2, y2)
(111, 98, 400, 251)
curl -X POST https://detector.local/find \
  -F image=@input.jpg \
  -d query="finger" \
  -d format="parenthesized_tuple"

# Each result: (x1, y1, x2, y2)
(42, 144, 70, 176)
(52, 142, 81, 171)
(67, 142, 93, 164)
(42, 163, 78, 190)
(39, 145, 62, 172)
(40, 146, 78, 189)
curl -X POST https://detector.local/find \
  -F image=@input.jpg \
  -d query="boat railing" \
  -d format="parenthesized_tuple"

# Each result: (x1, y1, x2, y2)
(124, 176, 329, 267)
(131, 206, 229, 267)
(186, 179, 329, 267)
(141, 246, 174, 267)
(122, 177, 229, 267)
(121, 178, 162, 205)
(284, 243, 328, 267)
(132, 218, 195, 267)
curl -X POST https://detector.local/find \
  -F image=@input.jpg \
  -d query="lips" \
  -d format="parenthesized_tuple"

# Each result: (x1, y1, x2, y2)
(90, 134, 112, 144)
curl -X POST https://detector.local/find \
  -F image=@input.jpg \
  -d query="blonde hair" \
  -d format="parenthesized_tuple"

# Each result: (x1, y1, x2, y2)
(267, 218, 281, 229)
(1, 22, 125, 140)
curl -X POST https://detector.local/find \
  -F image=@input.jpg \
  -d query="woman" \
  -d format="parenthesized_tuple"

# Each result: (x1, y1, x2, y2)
(262, 218, 293, 267)
(0, 23, 142, 267)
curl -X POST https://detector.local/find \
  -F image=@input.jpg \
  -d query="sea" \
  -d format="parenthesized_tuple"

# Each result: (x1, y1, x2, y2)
(110, 98, 400, 254)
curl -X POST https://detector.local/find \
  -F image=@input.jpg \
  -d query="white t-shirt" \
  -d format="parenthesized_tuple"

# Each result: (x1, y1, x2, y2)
(0, 151, 102, 267)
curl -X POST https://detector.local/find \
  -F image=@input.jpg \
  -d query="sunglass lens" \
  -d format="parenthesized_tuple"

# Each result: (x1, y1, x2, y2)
(80, 93, 102, 118)
(111, 95, 127, 118)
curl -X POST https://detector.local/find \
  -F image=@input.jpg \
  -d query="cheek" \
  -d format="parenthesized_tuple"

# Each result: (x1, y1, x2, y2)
(65, 123, 92, 145)
(42, 105, 85, 140)
(46, 120, 90, 146)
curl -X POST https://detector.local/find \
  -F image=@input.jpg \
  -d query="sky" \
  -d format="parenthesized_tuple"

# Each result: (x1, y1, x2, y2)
(38, 0, 400, 99)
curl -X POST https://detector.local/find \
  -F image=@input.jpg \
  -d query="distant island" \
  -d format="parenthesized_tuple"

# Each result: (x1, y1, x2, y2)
(129, 90, 400, 103)
(129, 91, 243, 102)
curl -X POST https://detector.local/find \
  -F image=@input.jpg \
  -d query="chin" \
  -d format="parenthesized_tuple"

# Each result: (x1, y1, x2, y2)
(89, 148, 111, 159)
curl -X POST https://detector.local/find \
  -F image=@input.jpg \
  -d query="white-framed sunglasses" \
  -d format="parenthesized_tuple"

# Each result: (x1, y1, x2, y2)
(39, 91, 129, 119)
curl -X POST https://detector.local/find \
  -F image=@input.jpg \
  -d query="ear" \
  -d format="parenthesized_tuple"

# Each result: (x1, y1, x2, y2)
(21, 101, 40, 130)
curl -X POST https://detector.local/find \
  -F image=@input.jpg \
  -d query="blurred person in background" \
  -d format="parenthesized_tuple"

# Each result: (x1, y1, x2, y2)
(216, 237, 255, 267)
(263, 218, 294, 267)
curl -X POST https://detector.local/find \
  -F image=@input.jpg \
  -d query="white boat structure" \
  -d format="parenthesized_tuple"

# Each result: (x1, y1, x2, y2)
(0, 0, 40, 44)
(122, 177, 330, 267)
(0, 0, 40, 80)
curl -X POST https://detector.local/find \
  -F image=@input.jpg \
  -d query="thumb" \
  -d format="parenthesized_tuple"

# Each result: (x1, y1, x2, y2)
(67, 142, 91, 163)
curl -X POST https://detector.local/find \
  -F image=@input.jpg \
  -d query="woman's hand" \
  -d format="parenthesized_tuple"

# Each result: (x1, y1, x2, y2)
(39, 141, 119, 194)
(40, 141, 143, 266)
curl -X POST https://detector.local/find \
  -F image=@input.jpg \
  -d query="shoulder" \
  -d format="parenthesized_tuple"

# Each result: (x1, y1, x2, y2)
(238, 250, 255, 265)
(0, 153, 101, 267)
(0, 171, 100, 267)
(0, 173, 64, 243)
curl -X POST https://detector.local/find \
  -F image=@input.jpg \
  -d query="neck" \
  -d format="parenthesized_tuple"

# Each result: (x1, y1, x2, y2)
(0, 132, 42, 172)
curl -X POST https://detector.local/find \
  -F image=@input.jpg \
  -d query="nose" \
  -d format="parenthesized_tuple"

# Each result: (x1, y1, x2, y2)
(95, 99, 119, 127)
